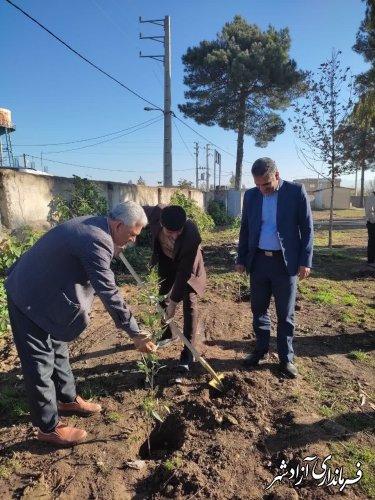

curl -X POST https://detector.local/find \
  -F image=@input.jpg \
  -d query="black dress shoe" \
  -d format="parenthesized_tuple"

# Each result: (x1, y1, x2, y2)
(279, 362, 298, 379)
(243, 351, 269, 367)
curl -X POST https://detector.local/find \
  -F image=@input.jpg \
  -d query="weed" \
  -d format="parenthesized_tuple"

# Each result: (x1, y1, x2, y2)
(0, 385, 28, 420)
(0, 456, 20, 479)
(320, 405, 335, 418)
(95, 460, 113, 476)
(347, 350, 371, 362)
(105, 411, 121, 424)
(290, 390, 302, 402)
(163, 457, 182, 471)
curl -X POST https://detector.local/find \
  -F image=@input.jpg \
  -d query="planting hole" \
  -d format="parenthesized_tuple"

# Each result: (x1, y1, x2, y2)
(139, 413, 186, 459)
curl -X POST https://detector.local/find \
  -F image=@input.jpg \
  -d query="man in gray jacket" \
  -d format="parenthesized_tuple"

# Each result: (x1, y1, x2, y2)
(5, 201, 155, 447)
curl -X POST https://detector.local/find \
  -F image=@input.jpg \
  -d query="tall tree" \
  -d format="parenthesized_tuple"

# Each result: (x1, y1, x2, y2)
(177, 178, 194, 189)
(290, 51, 354, 248)
(352, 0, 375, 127)
(178, 16, 306, 190)
(337, 121, 375, 205)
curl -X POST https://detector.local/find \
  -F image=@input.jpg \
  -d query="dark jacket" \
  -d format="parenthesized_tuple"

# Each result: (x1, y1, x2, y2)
(143, 205, 206, 302)
(5, 216, 139, 341)
(237, 180, 314, 276)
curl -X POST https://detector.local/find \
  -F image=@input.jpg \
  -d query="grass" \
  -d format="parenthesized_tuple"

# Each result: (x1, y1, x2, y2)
(347, 350, 372, 362)
(312, 209, 365, 220)
(104, 411, 121, 424)
(0, 385, 29, 420)
(330, 441, 375, 498)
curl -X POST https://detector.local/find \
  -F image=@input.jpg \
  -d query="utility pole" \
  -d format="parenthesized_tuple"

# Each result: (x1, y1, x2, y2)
(194, 142, 199, 189)
(206, 144, 211, 191)
(140, 16, 172, 187)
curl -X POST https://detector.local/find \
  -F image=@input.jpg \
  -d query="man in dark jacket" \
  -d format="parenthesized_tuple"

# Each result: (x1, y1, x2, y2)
(143, 205, 206, 372)
(5, 201, 156, 447)
(236, 158, 313, 378)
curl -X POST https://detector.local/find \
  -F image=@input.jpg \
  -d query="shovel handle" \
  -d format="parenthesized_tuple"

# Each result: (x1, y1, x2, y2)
(119, 252, 223, 387)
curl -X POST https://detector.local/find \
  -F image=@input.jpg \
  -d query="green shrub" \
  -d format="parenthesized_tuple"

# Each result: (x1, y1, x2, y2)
(170, 192, 214, 233)
(207, 200, 234, 226)
(0, 227, 42, 336)
(51, 175, 108, 223)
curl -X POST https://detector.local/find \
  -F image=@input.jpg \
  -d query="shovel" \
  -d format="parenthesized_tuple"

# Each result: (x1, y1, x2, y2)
(118, 252, 225, 391)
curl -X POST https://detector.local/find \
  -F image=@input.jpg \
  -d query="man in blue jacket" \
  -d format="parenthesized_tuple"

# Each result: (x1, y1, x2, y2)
(5, 201, 156, 447)
(235, 158, 313, 378)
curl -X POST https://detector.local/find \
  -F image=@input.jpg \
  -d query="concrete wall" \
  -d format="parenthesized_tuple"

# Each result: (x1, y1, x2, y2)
(311, 187, 352, 210)
(0, 168, 205, 230)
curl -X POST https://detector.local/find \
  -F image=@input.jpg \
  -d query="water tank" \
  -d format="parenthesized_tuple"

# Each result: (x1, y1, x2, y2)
(0, 108, 13, 128)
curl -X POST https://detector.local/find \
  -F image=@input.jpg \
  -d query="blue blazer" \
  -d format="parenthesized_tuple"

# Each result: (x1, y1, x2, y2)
(237, 180, 313, 276)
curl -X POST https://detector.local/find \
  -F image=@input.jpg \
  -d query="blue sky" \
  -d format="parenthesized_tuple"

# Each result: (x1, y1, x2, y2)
(0, 0, 369, 188)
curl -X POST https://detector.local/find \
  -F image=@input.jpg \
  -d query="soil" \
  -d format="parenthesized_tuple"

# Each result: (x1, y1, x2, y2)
(0, 223, 374, 499)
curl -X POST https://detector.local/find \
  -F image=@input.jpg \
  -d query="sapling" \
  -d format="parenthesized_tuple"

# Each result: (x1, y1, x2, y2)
(136, 267, 171, 456)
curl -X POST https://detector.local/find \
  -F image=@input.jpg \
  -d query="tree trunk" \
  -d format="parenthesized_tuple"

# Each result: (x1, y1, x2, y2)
(328, 173, 335, 249)
(234, 95, 247, 190)
(360, 158, 366, 208)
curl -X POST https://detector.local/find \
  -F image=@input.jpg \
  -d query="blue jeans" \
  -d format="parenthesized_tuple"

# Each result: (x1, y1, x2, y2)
(250, 253, 297, 363)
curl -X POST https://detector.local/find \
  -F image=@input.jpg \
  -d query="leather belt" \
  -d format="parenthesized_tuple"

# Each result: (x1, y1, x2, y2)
(257, 249, 282, 257)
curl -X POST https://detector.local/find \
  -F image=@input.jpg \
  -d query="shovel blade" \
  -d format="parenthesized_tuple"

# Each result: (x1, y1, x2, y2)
(208, 373, 225, 391)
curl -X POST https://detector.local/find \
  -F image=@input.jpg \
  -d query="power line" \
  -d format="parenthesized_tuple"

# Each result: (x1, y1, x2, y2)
(13, 116, 164, 147)
(5, 0, 162, 110)
(172, 118, 195, 160)
(44, 117, 163, 154)
(174, 115, 251, 164)
(24, 154, 157, 173)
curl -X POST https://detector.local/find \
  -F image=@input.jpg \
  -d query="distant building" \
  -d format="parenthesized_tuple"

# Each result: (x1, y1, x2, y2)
(293, 177, 341, 192)
(293, 178, 353, 209)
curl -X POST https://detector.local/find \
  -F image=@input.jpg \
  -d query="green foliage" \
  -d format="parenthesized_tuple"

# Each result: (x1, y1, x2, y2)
(177, 178, 194, 189)
(0, 227, 42, 337)
(51, 175, 108, 223)
(207, 200, 233, 226)
(0, 227, 42, 272)
(179, 15, 306, 188)
(0, 385, 29, 420)
(170, 192, 214, 233)
(0, 280, 9, 337)
(163, 457, 182, 471)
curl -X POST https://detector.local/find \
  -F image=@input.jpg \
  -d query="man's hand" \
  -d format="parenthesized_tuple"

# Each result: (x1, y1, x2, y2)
(235, 264, 246, 274)
(165, 300, 177, 321)
(133, 333, 156, 353)
(298, 266, 311, 279)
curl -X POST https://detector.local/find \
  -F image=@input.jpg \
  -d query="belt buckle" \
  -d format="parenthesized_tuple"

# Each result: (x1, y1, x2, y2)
(265, 251, 273, 257)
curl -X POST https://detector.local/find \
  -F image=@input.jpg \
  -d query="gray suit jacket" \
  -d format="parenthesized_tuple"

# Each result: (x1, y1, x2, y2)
(5, 216, 139, 341)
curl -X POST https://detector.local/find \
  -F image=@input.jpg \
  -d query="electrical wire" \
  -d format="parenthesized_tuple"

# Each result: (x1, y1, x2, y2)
(13, 116, 164, 147)
(25, 154, 157, 173)
(5, 0, 162, 110)
(172, 117, 195, 160)
(44, 116, 163, 154)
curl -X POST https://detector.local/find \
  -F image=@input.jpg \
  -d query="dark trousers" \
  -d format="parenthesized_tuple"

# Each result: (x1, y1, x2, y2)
(158, 254, 199, 357)
(367, 221, 375, 263)
(250, 253, 297, 363)
(7, 297, 76, 432)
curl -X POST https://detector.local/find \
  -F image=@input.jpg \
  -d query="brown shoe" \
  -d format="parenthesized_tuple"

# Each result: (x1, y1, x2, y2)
(37, 423, 87, 446)
(57, 395, 102, 416)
